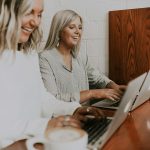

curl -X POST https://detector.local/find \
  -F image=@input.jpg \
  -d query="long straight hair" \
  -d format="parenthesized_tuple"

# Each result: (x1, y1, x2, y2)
(44, 10, 83, 56)
(0, 0, 43, 54)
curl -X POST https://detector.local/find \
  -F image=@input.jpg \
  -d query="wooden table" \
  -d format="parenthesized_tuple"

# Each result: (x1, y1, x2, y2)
(103, 100, 150, 150)
(3, 100, 150, 150)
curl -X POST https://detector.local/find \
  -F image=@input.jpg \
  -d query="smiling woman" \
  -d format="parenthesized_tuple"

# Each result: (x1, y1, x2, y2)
(19, 0, 43, 44)
(0, 0, 84, 148)
(0, 0, 106, 148)
(39, 9, 126, 105)
(0, 0, 43, 53)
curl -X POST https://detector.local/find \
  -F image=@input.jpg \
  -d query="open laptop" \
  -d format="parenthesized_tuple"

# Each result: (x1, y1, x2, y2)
(85, 72, 147, 150)
(91, 98, 120, 110)
(92, 71, 149, 110)
(131, 70, 150, 110)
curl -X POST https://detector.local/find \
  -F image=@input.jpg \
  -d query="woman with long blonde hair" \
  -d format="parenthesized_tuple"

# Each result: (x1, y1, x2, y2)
(0, 0, 105, 148)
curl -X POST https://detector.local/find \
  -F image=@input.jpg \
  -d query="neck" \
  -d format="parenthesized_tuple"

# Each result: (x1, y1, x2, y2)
(57, 44, 72, 56)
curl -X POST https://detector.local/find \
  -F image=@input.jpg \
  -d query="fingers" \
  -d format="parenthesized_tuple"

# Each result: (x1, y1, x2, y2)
(45, 116, 82, 137)
(105, 89, 121, 101)
(73, 106, 105, 124)
(66, 116, 81, 128)
(73, 114, 87, 122)
(48, 115, 81, 129)
(89, 107, 105, 118)
(58, 115, 81, 128)
(119, 85, 127, 91)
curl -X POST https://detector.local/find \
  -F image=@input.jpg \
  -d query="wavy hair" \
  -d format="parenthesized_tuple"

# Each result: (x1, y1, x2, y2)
(0, 0, 43, 54)
(44, 10, 83, 56)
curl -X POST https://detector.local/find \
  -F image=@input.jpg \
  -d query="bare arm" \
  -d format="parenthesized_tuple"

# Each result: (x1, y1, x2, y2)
(80, 88, 122, 104)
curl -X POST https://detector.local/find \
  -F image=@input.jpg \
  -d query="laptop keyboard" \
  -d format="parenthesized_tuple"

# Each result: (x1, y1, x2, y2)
(92, 99, 120, 108)
(83, 117, 111, 144)
(111, 100, 120, 107)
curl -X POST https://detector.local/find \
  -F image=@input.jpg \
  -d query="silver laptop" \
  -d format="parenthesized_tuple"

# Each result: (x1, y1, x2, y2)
(131, 71, 150, 110)
(92, 72, 148, 110)
(87, 72, 146, 150)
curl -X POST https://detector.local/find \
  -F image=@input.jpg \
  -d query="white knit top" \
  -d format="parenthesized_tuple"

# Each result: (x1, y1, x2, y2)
(0, 50, 80, 148)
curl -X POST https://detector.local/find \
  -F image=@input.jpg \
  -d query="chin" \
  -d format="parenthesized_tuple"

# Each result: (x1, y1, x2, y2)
(72, 41, 78, 45)
(19, 37, 30, 43)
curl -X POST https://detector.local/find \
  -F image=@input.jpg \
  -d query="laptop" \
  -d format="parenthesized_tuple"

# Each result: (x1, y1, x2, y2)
(92, 72, 149, 110)
(131, 70, 150, 110)
(91, 98, 120, 110)
(84, 72, 147, 150)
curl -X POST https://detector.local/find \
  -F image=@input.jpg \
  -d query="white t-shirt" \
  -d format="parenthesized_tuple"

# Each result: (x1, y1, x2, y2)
(0, 50, 80, 148)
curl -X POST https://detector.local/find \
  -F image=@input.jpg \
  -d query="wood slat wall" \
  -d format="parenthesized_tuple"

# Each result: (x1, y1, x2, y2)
(109, 7, 150, 84)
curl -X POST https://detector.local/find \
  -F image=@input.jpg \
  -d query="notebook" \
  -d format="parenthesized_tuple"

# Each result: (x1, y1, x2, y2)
(131, 70, 150, 110)
(85, 72, 146, 150)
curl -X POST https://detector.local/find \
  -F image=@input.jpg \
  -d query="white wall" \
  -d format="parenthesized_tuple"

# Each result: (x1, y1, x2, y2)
(42, 0, 150, 76)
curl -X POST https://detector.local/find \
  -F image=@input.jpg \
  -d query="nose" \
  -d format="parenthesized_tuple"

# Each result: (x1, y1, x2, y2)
(30, 16, 40, 27)
(75, 28, 80, 34)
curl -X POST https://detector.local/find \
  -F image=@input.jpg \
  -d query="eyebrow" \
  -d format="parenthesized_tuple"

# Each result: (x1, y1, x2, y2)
(31, 9, 44, 13)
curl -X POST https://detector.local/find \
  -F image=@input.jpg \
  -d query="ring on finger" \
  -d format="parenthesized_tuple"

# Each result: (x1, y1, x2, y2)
(86, 107, 90, 112)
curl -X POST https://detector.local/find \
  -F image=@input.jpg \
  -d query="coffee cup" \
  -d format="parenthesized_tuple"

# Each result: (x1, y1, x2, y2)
(26, 127, 88, 150)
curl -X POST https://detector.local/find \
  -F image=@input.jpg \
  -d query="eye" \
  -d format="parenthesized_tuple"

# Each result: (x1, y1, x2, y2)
(79, 26, 82, 30)
(25, 10, 33, 16)
(25, 12, 32, 16)
(69, 26, 74, 29)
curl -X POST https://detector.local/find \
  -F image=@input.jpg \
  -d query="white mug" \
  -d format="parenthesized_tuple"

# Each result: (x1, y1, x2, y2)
(26, 127, 88, 150)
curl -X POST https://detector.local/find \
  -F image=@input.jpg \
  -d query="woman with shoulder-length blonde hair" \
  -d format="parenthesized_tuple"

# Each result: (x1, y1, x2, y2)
(39, 9, 126, 104)
(0, 1, 104, 148)
(44, 9, 82, 56)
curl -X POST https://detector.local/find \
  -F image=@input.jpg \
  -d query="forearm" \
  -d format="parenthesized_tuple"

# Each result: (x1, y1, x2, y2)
(80, 90, 102, 103)
(42, 90, 81, 117)
(80, 88, 121, 103)
(80, 90, 93, 103)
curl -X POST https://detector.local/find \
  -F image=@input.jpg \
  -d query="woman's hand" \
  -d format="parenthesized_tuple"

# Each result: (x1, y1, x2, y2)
(80, 83, 126, 103)
(91, 88, 122, 101)
(45, 115, 81, 136)
(73, 106, 105, 123)
(118, 85, 127, 92)
(104, 81, 127, 100)
(106, 81, 127, 93)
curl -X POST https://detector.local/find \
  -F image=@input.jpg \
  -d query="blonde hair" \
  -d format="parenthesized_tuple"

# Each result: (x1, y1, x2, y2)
(44, 10, 83, 56)
(0, 0, 43, 54)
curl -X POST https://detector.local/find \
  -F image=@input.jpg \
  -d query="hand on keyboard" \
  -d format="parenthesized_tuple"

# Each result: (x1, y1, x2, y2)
(73, 106, 105, 125)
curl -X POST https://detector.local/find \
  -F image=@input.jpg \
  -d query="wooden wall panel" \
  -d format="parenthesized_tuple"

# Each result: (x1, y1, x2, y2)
(109, 7, 150, 84)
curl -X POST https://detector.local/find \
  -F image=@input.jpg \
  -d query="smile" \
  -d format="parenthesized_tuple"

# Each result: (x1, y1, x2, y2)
(22, 27, 34, 34)
(73, 36, 80, 40)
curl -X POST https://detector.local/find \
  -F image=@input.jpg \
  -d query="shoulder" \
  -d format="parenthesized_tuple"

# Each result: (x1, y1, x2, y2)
(39, 49, 51, 57)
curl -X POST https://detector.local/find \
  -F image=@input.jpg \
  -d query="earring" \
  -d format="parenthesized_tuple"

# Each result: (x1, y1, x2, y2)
(56, 41, 59, 47)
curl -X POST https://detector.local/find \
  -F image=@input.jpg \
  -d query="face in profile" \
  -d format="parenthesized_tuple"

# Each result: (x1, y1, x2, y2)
(19, 0, 43, 43)
(59, 17, 83, 49)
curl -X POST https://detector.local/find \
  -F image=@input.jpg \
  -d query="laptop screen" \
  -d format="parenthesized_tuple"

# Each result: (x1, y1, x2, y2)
(131, 71, 150, 110)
